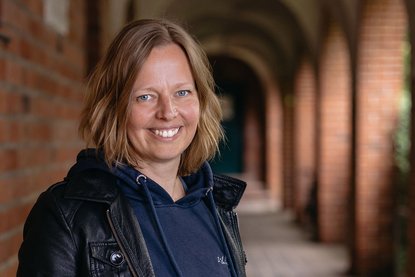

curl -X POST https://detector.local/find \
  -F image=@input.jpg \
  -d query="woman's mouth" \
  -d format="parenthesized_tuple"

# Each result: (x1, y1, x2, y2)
(152, 127, 180, 138)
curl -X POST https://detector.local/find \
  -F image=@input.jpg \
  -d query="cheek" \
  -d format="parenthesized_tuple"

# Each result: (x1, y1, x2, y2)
(128, 108, 146, 129)
(126, 117, 136, 136)
(126, 117, 145, 143)
(192, 99, 201, 121)
(126, 122, 135, 142)
(179, 99, 200, 126)
(190, 106, 200, 126)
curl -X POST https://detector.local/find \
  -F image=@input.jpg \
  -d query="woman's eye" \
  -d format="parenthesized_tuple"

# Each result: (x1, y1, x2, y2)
(136, 94, 151, 101)
(177, 90, 190, 97)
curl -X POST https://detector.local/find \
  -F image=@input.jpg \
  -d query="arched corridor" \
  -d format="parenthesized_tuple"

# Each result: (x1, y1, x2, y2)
(208, 55, 266, 181)
(1, 0, 415, 276)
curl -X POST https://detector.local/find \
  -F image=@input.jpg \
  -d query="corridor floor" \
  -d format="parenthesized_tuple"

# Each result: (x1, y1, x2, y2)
(238, 211, 349, 277)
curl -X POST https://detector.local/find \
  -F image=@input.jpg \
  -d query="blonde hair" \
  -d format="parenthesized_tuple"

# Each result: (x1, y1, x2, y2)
(79, 18, 223, 175)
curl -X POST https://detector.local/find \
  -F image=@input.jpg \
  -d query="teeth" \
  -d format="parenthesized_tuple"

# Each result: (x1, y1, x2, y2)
(153, 128, 179, 138)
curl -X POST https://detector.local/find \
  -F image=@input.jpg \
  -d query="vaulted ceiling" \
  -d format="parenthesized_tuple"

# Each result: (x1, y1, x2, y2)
(135, 0, 360, 88)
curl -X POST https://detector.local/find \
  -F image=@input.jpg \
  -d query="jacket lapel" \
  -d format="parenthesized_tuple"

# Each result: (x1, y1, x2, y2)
(64, 168, 155, 277)
(108, 195, 155, 276)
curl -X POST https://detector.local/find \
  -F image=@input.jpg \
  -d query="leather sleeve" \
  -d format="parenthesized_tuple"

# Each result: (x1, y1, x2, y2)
(17, 188, 78, 276)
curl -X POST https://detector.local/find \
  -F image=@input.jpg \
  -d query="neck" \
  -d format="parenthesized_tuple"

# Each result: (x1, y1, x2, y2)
(136, 159, 184, 200)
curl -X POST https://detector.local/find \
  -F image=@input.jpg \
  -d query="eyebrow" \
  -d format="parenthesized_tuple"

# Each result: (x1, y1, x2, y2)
(132, 82, 196, 93)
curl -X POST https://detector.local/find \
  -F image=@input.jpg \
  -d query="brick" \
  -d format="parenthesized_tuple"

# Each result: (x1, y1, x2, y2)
(4, 59, 24, 87)
(5, 91, 25, 115)
(0, 259, 18, 277)
(0, 202, 33, 233)
(1, 1, 23, 28)
(26, 121, 51, 141)
(0, 165, 67, 205)
(54, 147, 78, 163)
(0, 88, 7, 114)
(18, 146, 50, 168)
(0, 148, 18, 171)
(0, 118, 24, 143)
(0, 57, 5, 81)
(0, 231, 22, 263)
(22, 0, 44, 17)
(0, 176, 26, 205)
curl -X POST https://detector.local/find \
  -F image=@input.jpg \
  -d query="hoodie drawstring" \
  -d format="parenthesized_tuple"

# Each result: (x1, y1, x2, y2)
(136, 174, 184, 277)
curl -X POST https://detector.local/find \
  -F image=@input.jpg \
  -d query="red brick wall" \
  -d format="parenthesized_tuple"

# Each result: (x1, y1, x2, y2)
(354, 0, 406, 274)
(0, 0, 86, 274)
(318, 22, 351, 242)
(293, 59, 316, 223)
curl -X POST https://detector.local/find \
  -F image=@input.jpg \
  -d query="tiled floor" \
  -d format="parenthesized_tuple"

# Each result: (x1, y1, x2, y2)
(231, 177, 349, 277)
(238, 211, 349, 277)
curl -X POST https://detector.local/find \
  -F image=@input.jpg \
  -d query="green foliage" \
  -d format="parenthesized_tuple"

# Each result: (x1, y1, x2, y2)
(394, 41, 411, 175)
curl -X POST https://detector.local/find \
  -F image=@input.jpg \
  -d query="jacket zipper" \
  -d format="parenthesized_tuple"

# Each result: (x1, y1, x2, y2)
(106, 209, 139, 277)
(229, 211, 248, 269)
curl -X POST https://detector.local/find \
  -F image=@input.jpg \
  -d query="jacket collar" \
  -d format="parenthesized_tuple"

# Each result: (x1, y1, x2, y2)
(212, 174, 246, 211)
(198, 161, 247, 211)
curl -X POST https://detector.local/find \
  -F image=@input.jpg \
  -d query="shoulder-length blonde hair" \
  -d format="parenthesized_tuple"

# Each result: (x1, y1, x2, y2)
(79, 18, 223, 175)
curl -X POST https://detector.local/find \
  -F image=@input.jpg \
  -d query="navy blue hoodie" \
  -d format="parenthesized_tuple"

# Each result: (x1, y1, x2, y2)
(114, 162, 234, 276)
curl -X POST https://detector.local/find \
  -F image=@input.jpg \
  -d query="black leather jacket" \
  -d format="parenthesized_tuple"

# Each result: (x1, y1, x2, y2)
(17, 168, 247, 276)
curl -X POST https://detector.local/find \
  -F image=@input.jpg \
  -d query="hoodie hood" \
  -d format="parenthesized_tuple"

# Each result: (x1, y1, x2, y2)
(67, 148, 110, 178)
(114, 161, 213, 207)
(66, 149, 246, 211)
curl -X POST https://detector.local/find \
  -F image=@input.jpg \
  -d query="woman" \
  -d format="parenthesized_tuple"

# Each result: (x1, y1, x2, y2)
(18, 19, 247, 276)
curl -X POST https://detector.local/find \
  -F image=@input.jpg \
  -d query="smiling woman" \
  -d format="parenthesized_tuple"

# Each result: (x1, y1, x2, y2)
(127, 44, 200, 187)
(17, 19, 247, 277)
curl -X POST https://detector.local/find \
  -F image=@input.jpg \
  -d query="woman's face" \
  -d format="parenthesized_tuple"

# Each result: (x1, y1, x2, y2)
(128, 43, 200, 167)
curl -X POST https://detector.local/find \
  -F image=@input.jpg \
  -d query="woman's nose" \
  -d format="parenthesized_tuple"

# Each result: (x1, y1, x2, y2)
(156, 96, 178, 120)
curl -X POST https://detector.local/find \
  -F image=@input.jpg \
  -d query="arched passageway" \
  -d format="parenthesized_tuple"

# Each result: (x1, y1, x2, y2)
(208, 56, 266, 182)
